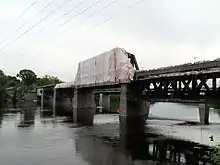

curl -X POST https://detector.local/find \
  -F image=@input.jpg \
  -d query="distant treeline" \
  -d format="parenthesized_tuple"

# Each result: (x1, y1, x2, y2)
(0, 69, 63, 108)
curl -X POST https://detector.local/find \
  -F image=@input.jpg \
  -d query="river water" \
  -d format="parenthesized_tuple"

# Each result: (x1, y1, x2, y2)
(0, 103, 219, 165)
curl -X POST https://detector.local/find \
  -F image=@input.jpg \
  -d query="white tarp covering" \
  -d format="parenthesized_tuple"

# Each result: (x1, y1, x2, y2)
(74, 47, 134, 87)
(54, 82, 75, 89)
(37, 89, 42, 96)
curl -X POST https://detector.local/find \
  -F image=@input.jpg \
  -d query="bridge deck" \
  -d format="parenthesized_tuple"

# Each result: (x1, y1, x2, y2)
(136, 68, 220, 80)
(136, 59, 220, 78)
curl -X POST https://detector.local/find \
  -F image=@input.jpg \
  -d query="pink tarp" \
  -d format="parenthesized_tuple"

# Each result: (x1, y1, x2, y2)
(74, 47, 134, 87)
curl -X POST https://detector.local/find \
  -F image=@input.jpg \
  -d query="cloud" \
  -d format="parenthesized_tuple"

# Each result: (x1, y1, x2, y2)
(1, 0, 220, 81)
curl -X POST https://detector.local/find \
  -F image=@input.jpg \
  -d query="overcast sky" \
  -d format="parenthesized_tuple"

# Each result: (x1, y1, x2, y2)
(0, 0, 220, 81)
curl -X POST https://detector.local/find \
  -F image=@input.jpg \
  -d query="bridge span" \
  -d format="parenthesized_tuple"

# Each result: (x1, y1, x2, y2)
(38, 47, 220, 128)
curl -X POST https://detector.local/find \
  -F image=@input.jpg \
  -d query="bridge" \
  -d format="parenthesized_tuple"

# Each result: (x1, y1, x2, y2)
(38, 47, 220, 128)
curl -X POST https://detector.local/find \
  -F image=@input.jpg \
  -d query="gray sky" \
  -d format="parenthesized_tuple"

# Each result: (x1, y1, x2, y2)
(0, 0, 220, 81)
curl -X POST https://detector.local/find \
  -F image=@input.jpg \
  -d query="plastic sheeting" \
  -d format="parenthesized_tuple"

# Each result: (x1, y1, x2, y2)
(54, 82, 75, 89)
(37, 89, 42, 96)
(74, 47, 134, 87)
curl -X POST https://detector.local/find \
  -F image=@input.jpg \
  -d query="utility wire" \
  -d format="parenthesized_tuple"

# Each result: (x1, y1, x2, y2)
(128, 0, 145, 8)
(60, 0, 101, 27)
(0, 0, 74, 52)
(62, 0, 116, 34)
(51, 0, 86, 25)
(18, 0, 116, 55)
(0, 0, 38, 44)
(16, 1, 38, 20)
(94, 0, 145, 27)
(38, 0, 86, 34)
(0, 0, 102, 52)
(16, 0, 57, 32)
(3, 0, 144, 54)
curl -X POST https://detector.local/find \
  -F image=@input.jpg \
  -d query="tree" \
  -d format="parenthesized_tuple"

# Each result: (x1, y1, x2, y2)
(37, 75, 63, 86)
(206, 143, 220, 164)
(7, 76, 20, 87)
(0, 70, 4, 77)
(0, 69, 63, 108)
(17, 69, 37, 86)
(0, 73, 10, 107)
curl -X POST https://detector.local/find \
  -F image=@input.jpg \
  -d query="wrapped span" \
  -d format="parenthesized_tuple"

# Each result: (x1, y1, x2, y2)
(74, 47, 135, 87)
(54, 82, 75, 89)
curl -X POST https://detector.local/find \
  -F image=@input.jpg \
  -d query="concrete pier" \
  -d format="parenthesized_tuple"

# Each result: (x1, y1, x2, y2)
(119, 83, 150, 136)
(98, 94, 103, 113)
(40, 88, 44, 110)
(53, 89, 56, 118)
(73, 88, 96, 125)
(199, 103, 210, 125)
(103, 94, 111, 112)
(73, 89, 78, 123)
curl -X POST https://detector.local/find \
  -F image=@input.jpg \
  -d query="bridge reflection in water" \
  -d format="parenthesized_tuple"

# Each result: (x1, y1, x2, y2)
(5, 106, 213, 165)
(17, 109, 35, 128)
(74, 121, 211, 165)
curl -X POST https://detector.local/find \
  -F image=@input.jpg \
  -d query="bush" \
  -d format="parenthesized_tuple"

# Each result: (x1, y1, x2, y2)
(210, 143, 220, 164)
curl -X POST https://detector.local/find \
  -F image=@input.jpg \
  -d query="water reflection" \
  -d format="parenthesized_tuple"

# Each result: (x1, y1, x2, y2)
(0, 104, 217, 165)
(0, 111, 3, 126)
(17, 109, 35, 128)
(75, 122, 211, 165)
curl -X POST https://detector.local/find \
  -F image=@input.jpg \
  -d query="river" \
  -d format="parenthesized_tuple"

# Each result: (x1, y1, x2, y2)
(0, 102, 219, 165)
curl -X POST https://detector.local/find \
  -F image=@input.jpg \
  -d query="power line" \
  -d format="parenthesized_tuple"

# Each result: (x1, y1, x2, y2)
(17, 0, 117, 55)
(87, 0, 117, 20)
(62, 0, 117, 34)
(0, 0, 102, 52)
(3, 0, 145, 54)
(60, 0, 101, 27)
(51, 0, 145, 46)
(128, 0, 145, 8)
(16, 0, 57, 32)
(94, 0, 146, 27)
(15, 1, 38, 20)
(47, 0, 117, 44)
(0, 0, 38, 44)
(51, 0, 85, 25)
(94, 16, 113, 28)
(0, 0, 74, 52)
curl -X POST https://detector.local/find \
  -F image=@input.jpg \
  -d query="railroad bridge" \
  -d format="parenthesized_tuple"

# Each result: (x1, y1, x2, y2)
(39, 47, 220, 127)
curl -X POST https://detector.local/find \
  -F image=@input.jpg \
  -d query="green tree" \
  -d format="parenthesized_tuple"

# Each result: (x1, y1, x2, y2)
(37, 75, 63, 86)
(0, 69, 63, 108)
(7, 76, 20, 87)
(206, 143, 220, 164)
(0, 73, 10, 107)
(0, 70, 4, 76)
(17, 69, 37, 86)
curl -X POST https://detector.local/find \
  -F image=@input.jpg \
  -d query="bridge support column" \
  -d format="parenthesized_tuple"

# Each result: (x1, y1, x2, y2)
(53, 88, 56, 118)
(41, 88, 44, 110)
(73, 89, 96, 125)
(119, 83, 149, 137)
(103, 94, 111, 112)
(199, 103, 209, 125)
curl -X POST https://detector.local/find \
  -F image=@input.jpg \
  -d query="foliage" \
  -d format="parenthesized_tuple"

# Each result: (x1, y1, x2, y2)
(0, 70, 4, 76)
(17, 69, 37, 86)
(204, 143, 220, 165)
(0, 69, 63, 107)
(36, 75, 62, 86)
(0, 73, 9, 106)
(209, 143, 220, 165)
